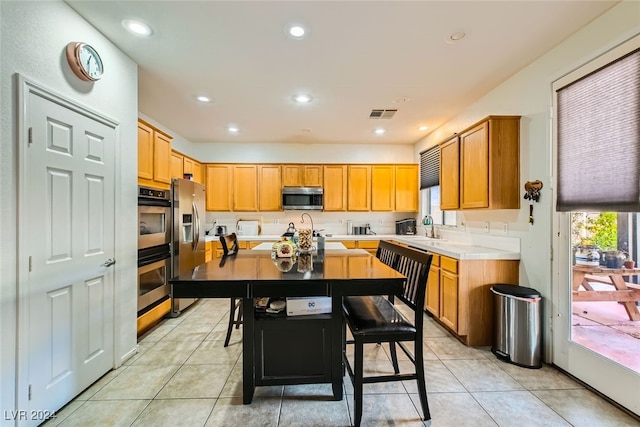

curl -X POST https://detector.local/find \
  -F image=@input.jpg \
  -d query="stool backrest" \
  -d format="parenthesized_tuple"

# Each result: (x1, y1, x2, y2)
(376, 240, 400, 269)
(220, 232, 239, 256)
(378, 241, 433, 328)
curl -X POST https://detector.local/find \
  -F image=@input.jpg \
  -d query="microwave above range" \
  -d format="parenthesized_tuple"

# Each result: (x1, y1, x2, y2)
(282, 186, 323, 210)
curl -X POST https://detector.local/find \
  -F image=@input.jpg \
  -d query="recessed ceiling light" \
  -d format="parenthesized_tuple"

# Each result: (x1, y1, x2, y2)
(293, 94, 313, 103)
(122, 19, 153, 37)
(285, 23, 307, 39)
(419, 125, 428, 131)
(449, 31, 466, 42)
(196, 95, 212, 103)
(393, 97, 410, 104)
(290, 26, 305, 37)
(228, 125, 239, 133)
(374, 128, 386, 135)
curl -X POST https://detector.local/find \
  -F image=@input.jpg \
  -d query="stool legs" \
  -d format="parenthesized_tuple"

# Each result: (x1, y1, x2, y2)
(224, 298, 242, 347)
(353, 338, 364, 427)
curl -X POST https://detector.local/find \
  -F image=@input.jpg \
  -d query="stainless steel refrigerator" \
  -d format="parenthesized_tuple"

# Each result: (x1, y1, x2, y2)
(171, 178, 206, 315)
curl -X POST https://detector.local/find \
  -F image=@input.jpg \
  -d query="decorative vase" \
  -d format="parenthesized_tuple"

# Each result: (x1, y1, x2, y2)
(624, 260, 635, 269)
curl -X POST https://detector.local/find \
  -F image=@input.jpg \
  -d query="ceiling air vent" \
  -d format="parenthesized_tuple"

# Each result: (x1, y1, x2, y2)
(369, 109, 397, 119)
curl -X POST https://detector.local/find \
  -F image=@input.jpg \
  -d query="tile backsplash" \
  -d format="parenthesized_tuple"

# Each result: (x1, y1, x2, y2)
(204, 211, 417, 236)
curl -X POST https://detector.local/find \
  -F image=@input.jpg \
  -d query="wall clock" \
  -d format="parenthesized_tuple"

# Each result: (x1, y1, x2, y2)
(65, 42, 104, 81)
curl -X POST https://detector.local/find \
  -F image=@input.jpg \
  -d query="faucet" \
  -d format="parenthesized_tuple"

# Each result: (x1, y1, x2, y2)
(422, 215, 436, 238)
(301, 212, 315, 236)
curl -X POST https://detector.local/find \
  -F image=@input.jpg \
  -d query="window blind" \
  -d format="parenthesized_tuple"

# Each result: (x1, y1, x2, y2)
(420, 145, 440, 189)
(556, 48, 640, 212)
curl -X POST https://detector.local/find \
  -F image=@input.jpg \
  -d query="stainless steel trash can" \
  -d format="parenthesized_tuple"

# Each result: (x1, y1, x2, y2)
(491, 284, 542, 369)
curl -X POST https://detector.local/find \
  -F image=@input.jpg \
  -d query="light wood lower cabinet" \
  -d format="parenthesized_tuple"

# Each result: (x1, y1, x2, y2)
(338, 240, 379, 255)
(209, 240, 260, 259)
(425, 255, 519, 346)
(424, 253, 440, 314)
(205, 241, 214, 262)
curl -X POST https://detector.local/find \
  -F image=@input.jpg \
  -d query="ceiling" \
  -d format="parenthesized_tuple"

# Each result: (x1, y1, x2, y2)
(65, 1, 617, 145)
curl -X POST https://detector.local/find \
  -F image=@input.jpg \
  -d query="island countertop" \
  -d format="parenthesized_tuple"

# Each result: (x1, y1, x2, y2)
(205, 233, 520, 261)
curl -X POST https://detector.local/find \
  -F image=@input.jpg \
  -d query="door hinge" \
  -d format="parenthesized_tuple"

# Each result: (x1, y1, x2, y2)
(28, 384, 32, 400)
(28, 127, 33, 145)
(29, 256, 32, 272)
(550, 246, 553, 261)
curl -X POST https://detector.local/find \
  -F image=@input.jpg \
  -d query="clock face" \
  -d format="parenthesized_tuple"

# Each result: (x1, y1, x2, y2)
(66, 42, 104, 81)
(78, 44, 103, 80)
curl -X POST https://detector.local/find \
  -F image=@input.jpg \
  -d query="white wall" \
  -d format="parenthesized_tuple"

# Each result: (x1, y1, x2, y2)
(414, 0, 640, 360)
(0, 1, 139, 422)
(189, 141, 416, 164)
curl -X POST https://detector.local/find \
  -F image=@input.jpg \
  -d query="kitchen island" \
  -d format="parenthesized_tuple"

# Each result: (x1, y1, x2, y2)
(170, 248, 404, 404)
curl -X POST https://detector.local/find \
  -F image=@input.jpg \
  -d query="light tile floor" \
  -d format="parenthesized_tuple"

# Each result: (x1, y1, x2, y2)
(45, 299, 639, 427)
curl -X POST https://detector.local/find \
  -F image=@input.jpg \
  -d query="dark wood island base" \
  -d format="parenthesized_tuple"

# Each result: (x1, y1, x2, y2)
(170, 249, 404, 404)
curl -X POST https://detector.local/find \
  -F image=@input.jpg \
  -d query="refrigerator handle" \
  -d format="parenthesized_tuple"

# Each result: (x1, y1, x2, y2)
(192, 201, 200, 251)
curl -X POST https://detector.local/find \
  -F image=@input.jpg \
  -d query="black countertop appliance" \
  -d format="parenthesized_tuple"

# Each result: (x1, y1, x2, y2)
(395, 218, 417, 235)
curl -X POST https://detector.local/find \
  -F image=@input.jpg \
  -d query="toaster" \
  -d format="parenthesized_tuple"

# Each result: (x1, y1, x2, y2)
(395, 218, 417, 235)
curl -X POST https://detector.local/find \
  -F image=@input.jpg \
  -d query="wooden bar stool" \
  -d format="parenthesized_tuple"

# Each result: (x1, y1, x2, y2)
(219, 233, 242, 347)
(342, 242, 433, 426)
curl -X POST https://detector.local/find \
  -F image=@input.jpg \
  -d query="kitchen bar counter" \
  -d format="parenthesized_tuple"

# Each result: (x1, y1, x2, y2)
(205, 233, 520, 261)
(171, 249, 404, 404)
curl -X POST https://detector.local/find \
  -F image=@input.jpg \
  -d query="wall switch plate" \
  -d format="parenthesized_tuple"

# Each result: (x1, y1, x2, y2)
(275, 218, 280, 224)
(502, 222, 509, 234)
(339, 219, 344, 224)
(378, 219, 383, 224)
(484, 222, 490, 233)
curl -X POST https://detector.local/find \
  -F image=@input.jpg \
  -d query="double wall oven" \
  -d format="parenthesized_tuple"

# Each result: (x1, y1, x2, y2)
(137, 186, 171, 315)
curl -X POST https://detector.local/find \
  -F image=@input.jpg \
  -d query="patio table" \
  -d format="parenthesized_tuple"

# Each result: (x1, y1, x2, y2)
(572, 265, 640, 321)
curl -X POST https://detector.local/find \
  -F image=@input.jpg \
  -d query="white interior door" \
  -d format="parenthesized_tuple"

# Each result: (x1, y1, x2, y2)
(552, 213, 640, 415)
(18, 78, 117, 422)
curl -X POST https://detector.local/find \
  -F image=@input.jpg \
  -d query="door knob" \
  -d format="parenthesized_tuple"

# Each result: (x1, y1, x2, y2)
(102, 258, 116, 267)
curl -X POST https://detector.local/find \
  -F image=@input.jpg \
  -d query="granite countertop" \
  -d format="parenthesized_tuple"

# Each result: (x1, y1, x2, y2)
(205, 233, 520, 261)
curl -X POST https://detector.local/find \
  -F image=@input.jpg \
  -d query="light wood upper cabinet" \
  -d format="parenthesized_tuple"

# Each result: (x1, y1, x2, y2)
(371, 165, 395, 211)
(138, 122, 154, 181)
(282, 165, 302, 186)
(191, 160, 203, 184)
(439, 135, 460, 210)
(138, 119, 172, 189)
(323, 165, 348, 211)
(394, 165, 418, 212)
(440, 116, 520, 210)
(233, 164, 258, 211)
(153, 133, 171, 184)
(258, 165, 282, 211)
(183, 157, 194, 177)
(303, 165, 323, 186)
(460, 122, 490, 209)
(282, 165, 323, 187)
(205, 164, 232, 211)
(347, 165, 371, 211)
(170, 151, 184, 180)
